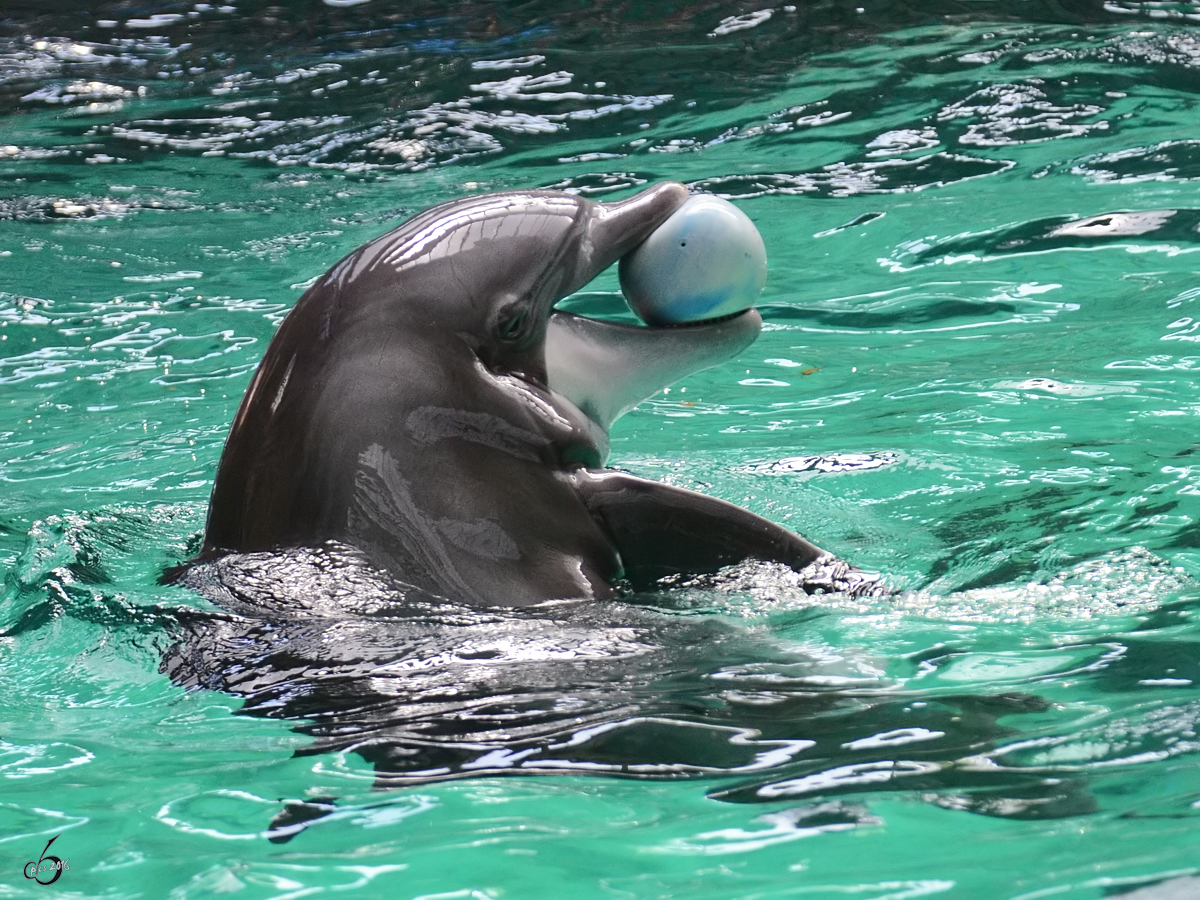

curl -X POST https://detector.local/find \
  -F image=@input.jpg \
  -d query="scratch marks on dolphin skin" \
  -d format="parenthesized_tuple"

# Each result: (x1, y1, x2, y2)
(270, 355, 296, 416)
(405, 406, 543, 461)
(349, 443, 483, 603)
(380, 196, 515, 269)
(378, 196, 577, 272)
(434, 517, 520, 561)
(492, 374, 575, 431)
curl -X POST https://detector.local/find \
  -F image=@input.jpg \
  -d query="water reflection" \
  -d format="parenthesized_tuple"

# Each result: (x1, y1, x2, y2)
(7, 1, 1200, 193)
(104, 533, 1183, 827)
(4, 1, 1200, 877)
(890, 208, 1200, 268)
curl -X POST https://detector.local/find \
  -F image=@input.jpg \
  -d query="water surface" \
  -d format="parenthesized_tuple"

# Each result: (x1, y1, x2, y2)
(3, 1, 1200, 897)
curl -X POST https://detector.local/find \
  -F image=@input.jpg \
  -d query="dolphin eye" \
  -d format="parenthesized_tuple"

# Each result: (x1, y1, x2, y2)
(498, 311, 526, 341)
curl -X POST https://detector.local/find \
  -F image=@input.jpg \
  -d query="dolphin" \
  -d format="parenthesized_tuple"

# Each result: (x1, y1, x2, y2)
(184, 182, 877, 606)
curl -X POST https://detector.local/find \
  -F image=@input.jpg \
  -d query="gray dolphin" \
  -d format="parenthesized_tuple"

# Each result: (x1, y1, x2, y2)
(189, 182, 876, 606)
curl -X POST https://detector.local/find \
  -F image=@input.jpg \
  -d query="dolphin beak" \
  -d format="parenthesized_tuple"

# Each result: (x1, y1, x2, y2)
(562, 182, 691, 296)
(545, 181, 763, 450)
(546, 308, 762, 444)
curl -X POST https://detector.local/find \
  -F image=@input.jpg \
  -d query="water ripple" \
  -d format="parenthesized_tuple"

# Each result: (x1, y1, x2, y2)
(694, 154, 1014, 200)
(4, 2, 1200, 886)
(937, 83, 1107, 147)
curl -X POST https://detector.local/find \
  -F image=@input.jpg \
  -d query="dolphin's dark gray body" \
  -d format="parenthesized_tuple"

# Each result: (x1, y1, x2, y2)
(194, 182, 873, 606)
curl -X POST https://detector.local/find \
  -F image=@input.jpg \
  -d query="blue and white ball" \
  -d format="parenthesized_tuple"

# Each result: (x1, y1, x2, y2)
(619, 194, 767, 327)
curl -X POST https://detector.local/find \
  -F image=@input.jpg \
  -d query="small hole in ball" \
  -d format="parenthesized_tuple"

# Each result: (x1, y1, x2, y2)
(680, 241, 687, 247)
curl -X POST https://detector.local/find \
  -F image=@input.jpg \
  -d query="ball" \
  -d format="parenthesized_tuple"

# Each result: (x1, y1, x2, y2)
(618, 194, 767, 327)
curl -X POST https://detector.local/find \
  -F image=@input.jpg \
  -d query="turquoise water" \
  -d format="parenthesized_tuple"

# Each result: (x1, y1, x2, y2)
(4, 1, 1200, 896)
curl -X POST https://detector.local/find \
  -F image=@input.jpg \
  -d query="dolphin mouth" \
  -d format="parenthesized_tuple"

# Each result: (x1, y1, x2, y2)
(653, 308, 750, 328)
(545, 306, 762, 442)
(543, 181, 763, 447)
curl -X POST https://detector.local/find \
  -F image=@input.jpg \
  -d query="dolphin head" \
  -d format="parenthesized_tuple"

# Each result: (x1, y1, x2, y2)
(308, 181, 761, 440)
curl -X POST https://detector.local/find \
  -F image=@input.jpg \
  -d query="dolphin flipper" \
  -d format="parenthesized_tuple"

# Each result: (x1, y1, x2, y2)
(570, 470, 883, 596)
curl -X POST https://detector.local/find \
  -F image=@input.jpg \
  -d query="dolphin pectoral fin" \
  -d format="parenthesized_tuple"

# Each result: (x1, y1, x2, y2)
(546, 308, 762, 434)
(571, 469, 884, 597)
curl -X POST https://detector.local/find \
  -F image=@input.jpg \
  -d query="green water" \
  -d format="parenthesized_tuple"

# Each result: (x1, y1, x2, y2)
(4, 1, 1200, 897)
